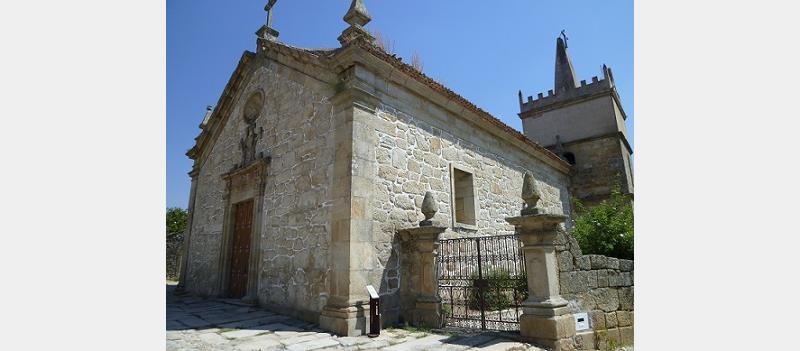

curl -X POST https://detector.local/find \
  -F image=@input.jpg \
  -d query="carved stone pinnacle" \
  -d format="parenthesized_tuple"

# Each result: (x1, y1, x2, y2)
(521, 172, 540, 215)
(420, 191, 438, 226)
(344, 0, 371, 27)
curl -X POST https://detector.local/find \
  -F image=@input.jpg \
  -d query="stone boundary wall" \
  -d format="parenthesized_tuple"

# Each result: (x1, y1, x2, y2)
(166, 232, 184, 281)
(554, 230, 634, 350)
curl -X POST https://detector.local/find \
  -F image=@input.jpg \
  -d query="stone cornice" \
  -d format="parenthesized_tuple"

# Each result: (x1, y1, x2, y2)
(187, 51, 256, 168)
(328, 39, 572, 175)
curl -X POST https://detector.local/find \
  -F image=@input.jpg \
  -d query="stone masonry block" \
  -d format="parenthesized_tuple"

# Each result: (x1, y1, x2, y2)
(592, 288, 619, 312)
(605, 312, 617, 328)
(589, 255, 607, 269)
(587, 271, 598, 288)
(606, 258, 619, 270)
(560, 271, 588, 294)
(558, 251, 574, 272)
(619, 326, 634, 345)
(596, 269, 609, 288)
(616, 311, 632, 327)
(520, 313, 576, 340)
(574, 331, 596, 351)
(576, 256, 591, 270)
(618, 287, 634, 310)
(621, 272, 633, 286)
(607, 270, 622, 287)
(618, 259, 633, 272)
(590, 310, 606, 330)
(596, 328, 621, 351)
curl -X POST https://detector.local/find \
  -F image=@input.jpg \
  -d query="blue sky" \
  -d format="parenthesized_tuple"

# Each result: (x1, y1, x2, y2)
(167, 0, 633, 208)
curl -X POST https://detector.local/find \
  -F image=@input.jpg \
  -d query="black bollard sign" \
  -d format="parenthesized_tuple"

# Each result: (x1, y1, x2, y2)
(366, 285, 380, 337)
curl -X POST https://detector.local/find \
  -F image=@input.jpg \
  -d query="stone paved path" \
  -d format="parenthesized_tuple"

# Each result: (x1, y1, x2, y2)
(166, 284, 546, 351)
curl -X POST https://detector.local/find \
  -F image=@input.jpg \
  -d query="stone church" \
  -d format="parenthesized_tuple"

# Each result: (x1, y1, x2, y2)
(177, 0, 633, 341)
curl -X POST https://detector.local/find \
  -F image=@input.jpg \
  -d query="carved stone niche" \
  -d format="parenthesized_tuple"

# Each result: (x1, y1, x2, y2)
(239, 91, 265, 168)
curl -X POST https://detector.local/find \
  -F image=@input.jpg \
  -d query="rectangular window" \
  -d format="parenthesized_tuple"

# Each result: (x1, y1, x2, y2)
(452, 168, 476, 226)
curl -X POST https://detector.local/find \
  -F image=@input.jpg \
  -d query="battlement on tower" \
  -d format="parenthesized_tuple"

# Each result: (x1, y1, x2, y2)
(519, 71, 616, 116)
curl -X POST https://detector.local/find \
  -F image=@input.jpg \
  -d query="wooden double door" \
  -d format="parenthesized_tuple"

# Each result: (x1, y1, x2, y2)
(228, 199, 253, 298)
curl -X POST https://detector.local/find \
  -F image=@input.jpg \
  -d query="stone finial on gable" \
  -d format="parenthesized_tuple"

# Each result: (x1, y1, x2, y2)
(256, 1, 280, 41)
(338, 0, 375, 45)
(521, 172, 541, 215)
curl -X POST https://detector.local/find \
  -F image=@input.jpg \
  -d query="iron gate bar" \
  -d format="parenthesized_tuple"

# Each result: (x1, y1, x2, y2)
(437, 234, 527, 331)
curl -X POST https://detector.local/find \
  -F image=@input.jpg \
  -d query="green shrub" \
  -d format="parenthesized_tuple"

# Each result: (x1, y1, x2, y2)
(166, 207, 187, 236)
(467, 268, 528, 311)
(571, 186, 633, 259)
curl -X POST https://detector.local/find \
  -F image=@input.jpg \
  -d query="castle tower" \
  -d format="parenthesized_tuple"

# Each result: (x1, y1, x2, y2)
(519, 35, 633, 205)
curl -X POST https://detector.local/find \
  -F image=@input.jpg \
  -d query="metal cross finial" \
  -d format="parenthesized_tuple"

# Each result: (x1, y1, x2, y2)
(265, 0, 278, 28)
(560, 29, 569, 48)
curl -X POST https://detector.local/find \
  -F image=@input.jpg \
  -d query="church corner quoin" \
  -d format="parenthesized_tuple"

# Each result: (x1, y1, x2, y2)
(176, 1, 632, 346)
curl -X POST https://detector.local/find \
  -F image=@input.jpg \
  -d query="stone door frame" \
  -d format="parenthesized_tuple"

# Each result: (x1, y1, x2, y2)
(217, 158, 269, 302)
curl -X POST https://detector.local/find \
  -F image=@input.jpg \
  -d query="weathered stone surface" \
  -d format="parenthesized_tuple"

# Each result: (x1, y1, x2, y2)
(236, 335, 283, 350)
(596, 269, 609, 288)
(575, 256, 591, 270)
(616, 311, 632, 327)
(589, 255, 607, 269)
(221, 329, 269, 339)
(558, 251, 574, 272)
(589, 310, 606, 330)
(619, 326, 634, 345)
(285, 337, 340, 351)
(604, 312, 618, 328)
(618, 287, 634, 310)
(591, 288, 620, 312)
(186, 63, 333, 313)
(618, 259, 633, 272)
(606, 257, 619, 270)
(198, 332, 229, 345)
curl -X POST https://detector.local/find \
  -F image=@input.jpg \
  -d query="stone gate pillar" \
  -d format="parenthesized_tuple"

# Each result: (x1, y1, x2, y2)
(399, 225, 446, 328)
(399, 191, 446, 328)
(506, 173, 576, 351)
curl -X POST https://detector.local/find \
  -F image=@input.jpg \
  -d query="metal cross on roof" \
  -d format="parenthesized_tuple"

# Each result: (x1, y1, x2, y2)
(560, 29, 569, 48)
(265, 0, 278, 28)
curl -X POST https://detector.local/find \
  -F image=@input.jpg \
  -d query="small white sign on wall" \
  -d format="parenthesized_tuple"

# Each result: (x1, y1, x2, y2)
(574, 312, 590, 331)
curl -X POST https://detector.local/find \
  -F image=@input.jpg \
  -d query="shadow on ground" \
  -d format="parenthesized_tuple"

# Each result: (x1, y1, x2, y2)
(166, 284, 545, 350)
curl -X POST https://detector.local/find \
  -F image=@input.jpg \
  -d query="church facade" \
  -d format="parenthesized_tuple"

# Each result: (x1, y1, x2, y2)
(178, 0, 633, 339)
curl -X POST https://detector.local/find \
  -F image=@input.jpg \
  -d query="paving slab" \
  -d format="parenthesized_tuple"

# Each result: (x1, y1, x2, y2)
(198, 332, 229, 345)
(382, 334, 452, 351)
(178, 316, 213, 329)
(221, 329, 270, 339)
(285, 337, 340, 351)
(234, 335, 284, 351)
(470, 339, 529, 351)
(165, 285, 546, 351)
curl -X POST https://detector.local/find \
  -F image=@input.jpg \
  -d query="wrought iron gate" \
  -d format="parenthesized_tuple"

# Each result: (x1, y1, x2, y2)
(437, 234, 527, 331)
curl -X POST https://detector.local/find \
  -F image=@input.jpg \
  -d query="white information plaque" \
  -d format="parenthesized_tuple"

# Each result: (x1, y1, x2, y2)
(366, 285, 379, 299)
(574, 312, 590, 331)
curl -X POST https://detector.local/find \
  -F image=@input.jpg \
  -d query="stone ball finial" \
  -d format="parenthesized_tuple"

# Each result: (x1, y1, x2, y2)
(521, 172, 540, 215)
(420, 191, 438, 226)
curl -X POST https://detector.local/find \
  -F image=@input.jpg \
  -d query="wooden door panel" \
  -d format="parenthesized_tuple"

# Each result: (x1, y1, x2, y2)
(228, 199, 253, 298)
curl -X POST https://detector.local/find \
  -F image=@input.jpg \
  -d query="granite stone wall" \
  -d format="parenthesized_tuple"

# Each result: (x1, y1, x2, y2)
(559, 135, 632, 205)
(186, 59, 336, 321)
(365, 93, 573, 325)
(166, 232, 184, 281)
(555, 230, 634, 350)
